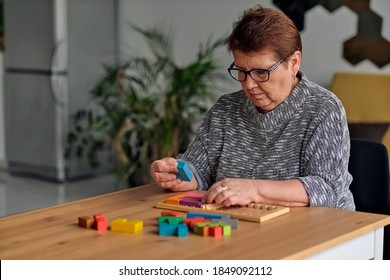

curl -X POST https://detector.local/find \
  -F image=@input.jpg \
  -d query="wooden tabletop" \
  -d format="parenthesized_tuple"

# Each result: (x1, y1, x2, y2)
(1, 184, 390, 260)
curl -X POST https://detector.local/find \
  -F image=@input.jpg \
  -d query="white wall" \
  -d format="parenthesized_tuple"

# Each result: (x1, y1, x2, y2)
(118, 0, 267, 95)
(119, 0, 263, 64)
(118, 0, 390, 90)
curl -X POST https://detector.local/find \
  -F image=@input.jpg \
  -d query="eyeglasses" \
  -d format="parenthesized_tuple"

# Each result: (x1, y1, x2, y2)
(227, 58, 284, 82)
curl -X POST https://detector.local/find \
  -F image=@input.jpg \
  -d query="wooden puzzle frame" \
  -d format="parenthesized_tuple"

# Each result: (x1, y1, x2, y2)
(155, 192, 290, 223)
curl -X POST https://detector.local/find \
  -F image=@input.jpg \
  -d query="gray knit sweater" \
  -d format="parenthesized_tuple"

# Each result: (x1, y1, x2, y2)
(177, 71, 355, 210)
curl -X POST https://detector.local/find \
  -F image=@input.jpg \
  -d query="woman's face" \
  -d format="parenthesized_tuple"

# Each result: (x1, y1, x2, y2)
(232, 50, 301, 113)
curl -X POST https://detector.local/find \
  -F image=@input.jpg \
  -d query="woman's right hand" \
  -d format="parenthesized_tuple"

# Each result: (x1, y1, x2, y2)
(150, 157, 180, 189)
(150, 157, 197, 191)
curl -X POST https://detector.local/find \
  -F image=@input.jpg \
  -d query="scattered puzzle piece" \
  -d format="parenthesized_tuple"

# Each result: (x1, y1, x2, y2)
(160, 211, 186, 217)
(96, 218, 108, 232)
(211, 217, 239, 229)
(187, 211, 230, 220)
(156, 209, 232, 238)
(78, 214, 143, 234)
(185, 217, 210, 231)
(193, 222, 211, 234)
(93, 213, 105, 221)
(177, 224, 189, 237)
(78, 216, 94, 228)
(128, 220, 143, 233)
(200, 225, 210, 236)
(159, 222, 177, 236)
(193, 221, 231, 237)
(216, 222, 231, 236)
(158, 216, 184, 225)
(209, 226, 222, 238)
(92, 213, 108, 232)
(111, 218, 143, 233)
(111, 218, 128, 232)
(158, 222, 188, 237)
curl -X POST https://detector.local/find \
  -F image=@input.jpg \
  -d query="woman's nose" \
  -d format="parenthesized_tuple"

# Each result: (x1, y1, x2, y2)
(241, 75, 258, 89)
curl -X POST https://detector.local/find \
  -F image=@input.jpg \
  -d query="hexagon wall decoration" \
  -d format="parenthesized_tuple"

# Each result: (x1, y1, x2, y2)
(273, 0, 390, 67)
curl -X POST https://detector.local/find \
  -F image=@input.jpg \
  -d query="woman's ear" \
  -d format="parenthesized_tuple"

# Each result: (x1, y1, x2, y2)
(290, 51, 302, 76)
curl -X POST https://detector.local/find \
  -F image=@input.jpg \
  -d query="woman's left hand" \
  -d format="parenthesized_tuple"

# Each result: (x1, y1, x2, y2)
(204, 178, 259, 206)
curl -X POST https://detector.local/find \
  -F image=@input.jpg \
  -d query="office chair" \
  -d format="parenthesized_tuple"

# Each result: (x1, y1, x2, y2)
(348, 138, 390, 260)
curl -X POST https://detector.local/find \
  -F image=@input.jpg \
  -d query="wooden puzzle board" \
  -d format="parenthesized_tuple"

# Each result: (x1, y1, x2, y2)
(155, 200, 290, 223)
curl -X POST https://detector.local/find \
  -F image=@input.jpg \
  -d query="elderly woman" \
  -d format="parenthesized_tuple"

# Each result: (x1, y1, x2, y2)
(150, 6, 355, 210)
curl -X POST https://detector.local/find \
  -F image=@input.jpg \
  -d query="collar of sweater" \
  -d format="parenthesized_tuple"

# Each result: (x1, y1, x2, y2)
(243, 70, 310, 129)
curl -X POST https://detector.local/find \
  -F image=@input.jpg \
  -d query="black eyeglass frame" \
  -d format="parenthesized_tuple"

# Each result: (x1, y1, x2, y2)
(227, 58, 284, 83)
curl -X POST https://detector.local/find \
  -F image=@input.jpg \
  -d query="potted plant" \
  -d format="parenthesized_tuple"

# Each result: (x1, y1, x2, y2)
(66, 23, 226, 188)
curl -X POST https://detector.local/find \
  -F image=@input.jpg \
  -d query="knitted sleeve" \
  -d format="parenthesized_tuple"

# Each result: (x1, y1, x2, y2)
(298, 98, 353, 209)
(176, 109, 215, 190)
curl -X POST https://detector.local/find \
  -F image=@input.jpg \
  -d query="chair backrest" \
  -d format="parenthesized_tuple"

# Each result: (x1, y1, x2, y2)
(348, 138, 390, 259)
(348, 138, 390, 214)
(331, 72, 390, 153)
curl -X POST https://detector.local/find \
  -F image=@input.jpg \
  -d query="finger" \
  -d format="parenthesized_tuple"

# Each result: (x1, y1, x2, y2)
(223, 193, 249, 207)
(170, 183, 190, 192)
(213, 189, 232, 204)
(163, 157, 179, 165)
(205, 182, 228, 204)
(220, 192, 238, 207)
(158, 179, 182, 189)
(204, 183, 221, 203)
(152, 160, 178, 173)
(154, 172, 178, 182)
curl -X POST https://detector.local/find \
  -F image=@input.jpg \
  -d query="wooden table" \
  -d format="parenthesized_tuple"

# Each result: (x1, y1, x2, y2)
(1, 184, 389, 260)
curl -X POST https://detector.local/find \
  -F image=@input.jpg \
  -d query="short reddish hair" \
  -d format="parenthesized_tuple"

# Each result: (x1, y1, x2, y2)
(226, 5, 302, 59)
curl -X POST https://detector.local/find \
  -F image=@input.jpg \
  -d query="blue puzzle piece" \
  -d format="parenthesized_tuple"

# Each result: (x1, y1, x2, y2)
(158, 222, 177, 236)
(177, 224, 189, 237)
(158, 222, 188, 237)
(176, 161, 193, 181)
(187, 211, 230, 220)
